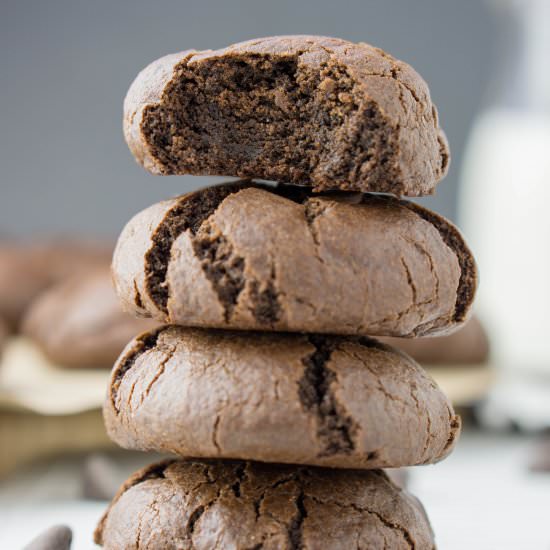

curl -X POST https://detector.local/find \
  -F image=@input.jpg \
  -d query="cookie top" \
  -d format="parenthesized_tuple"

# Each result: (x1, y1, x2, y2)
(105, 326, 460, 469)
(381, 315, 490, 365)
(95, 459, 436, 549)
(124, 35, 448, 196)
(0, 239, 111, 331)
(113, 182, 477, 338)
(22, 267, 158, 368)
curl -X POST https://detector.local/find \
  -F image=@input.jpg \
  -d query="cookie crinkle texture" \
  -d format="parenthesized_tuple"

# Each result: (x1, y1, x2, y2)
(104, 326, 460, 469)
(94, 459, 436, 549)
(112, 181, 477, 338)
(124, 35, 449, 196)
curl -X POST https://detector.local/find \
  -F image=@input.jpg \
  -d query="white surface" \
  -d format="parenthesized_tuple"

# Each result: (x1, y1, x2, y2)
(0, 430, 549, 549)
(411, 430, 550, 549)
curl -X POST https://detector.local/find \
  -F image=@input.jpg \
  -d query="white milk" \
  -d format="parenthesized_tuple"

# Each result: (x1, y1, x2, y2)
(459, 110, 550, 373)
(459, 0, 550, 375)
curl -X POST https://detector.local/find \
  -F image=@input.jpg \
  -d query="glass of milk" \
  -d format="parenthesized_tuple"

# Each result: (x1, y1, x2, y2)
(459, 0, 550, 428)
(460, 0, 550, 375)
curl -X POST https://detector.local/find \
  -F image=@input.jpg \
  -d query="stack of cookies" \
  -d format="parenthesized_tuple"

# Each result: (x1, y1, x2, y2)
(95, 36, 477, 549)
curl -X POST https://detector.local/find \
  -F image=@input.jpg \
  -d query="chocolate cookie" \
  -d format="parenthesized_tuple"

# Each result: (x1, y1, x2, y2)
(105, 326, 460, 469)
(381, 315, 490, 365)
(0, 239, 111, 330)
(124, 35, 449, 196)
(95, 459, 436, 549)
(113, 182, 476, 338)
(22, 268, 158, 368)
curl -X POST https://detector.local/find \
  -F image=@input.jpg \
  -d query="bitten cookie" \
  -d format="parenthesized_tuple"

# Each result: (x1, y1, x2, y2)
(124, 35, 449, 196)
(0, 239, 111, 331)
(113, 182, 476, 338)
(22, 268, 158, 368)
(105, 326, 460, 469)
(381, 315, 490, 366)
(94, 459, 436, 550)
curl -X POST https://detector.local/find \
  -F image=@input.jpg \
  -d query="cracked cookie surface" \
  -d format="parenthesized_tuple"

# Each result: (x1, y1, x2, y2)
(104, 326, 460, 469)
(94, 459, 436, 549)
(112, 181, 476, 338)
(124, 35, 448, 196)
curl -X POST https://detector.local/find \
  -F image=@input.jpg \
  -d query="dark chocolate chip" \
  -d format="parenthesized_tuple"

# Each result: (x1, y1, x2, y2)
(23, 525, 72, 550)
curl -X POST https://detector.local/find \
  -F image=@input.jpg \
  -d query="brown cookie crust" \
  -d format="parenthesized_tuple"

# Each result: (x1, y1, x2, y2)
(124, 35, 449, 196)
(22, 268, 158, 368)
(104, 326, 460, 469)
(112, 182, 476, 338)
(94, 459, 436, 549)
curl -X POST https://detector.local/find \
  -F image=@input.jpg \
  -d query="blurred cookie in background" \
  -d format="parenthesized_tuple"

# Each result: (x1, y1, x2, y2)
(0, 316, 7, 358)
(0, 238, 112, 332)
(22, 267, 158, 368)
(382, 316, 493, 408)
(381, 315, 490, 366)
(0, 242, 49, 331)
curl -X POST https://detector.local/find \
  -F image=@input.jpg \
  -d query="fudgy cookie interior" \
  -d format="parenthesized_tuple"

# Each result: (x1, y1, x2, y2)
(141, 54, 399, 191)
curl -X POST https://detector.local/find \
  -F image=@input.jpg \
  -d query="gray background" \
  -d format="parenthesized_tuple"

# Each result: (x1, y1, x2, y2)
(1, 0, 494, 237)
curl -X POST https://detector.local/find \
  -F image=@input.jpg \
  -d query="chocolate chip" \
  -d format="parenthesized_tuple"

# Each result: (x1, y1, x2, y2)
(23, 525, 72, 550)
(81, 453, 122, 501)
(528, 431, 550, 473)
